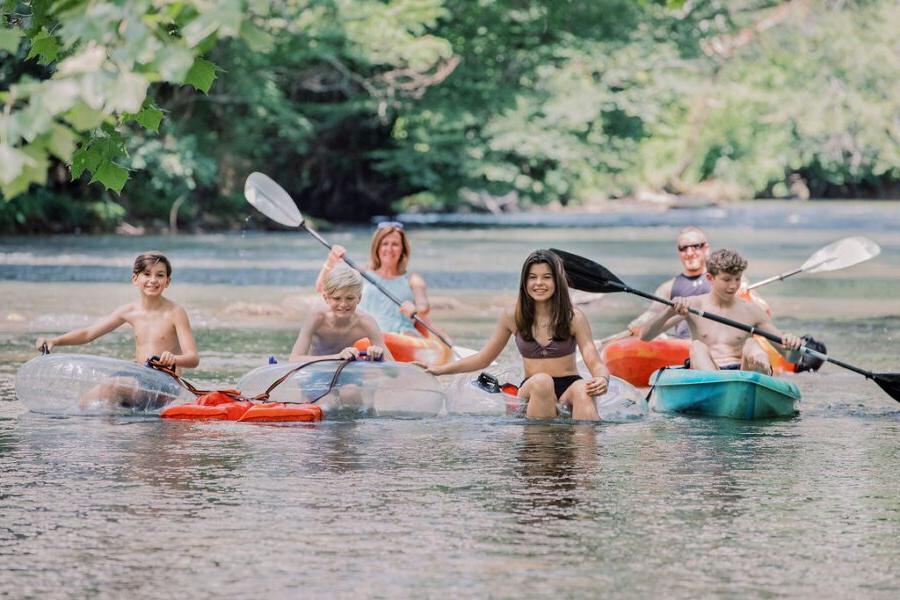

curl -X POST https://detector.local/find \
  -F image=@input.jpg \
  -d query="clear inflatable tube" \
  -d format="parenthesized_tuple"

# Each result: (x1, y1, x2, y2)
(15, 354, 194, 416)
(446, 367, 649, 422)
(237, 361, 446, 418)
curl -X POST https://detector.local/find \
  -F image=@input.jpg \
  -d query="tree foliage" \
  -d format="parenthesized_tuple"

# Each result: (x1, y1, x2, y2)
(1, 0, 897, 232)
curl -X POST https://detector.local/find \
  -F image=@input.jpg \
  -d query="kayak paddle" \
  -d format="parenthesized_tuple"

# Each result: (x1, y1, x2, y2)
(551, 248, 900, 403)
(602, 237, 880, 343)
(243, 172, 463, 358)
(593, 329, 633, 347)
(747, 236, 880, 290)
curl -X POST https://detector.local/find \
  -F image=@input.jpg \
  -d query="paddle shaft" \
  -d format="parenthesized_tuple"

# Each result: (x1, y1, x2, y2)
(300, 223, 456, 352)
(618, 282, 875, 379)
(746, 267, 805, 290)
(596, 329, 632, 345)
(552, 247, 896, 400)
(747, 257, 834, 291)
(746, 235, 881, 291)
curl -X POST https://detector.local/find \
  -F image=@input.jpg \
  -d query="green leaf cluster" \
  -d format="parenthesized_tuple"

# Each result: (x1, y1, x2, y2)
(0, 0, 257, 199)
(1, 0, 898, 233)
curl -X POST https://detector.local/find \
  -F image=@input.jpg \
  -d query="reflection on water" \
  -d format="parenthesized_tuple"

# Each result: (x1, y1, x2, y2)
(313, 422, 366, 474)
(2, 376, 899, 597)
(2, 210, 900, 597)
(513, 423, 598, 522)
(662, 419, 804, 523)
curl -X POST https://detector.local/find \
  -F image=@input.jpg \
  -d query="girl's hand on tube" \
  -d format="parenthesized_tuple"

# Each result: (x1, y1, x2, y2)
(584, 375, 609, 397)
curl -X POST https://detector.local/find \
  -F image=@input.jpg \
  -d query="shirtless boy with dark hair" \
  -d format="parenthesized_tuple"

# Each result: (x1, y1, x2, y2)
(641, 248, 802, 373)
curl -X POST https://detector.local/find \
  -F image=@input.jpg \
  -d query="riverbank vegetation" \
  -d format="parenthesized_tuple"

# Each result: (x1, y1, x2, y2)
(1, 0, 898, 233)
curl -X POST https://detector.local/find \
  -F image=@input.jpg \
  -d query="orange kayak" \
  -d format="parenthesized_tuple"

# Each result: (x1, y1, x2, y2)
(601, 338, 691, 387)
(355, 332, 452, 365)
(602, 336, 798, 387)
(606, 288, 802, 386)
(755, 336, 796, 374)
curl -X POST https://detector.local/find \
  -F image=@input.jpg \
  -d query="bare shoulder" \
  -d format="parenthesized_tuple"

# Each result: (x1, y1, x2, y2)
(687, 293, 706, 306)
(741, 297, 770, 323)
(655, 278, 675, 297)
(408, 272, 427, 288)
(115, 301, 141, 321)
(499, 306, 518, 329)
(170, 303, 195, 328)
(307, 302, 329, 321)
(570, 307, 592, 334)
(114, 301, 137, 315)
(357, 311, 380, 329)
(165, 299, 189, 316)
(571, 307, 589, 326)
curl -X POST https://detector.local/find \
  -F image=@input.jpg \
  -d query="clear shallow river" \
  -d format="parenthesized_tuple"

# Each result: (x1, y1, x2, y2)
(2, 201, 899, 598)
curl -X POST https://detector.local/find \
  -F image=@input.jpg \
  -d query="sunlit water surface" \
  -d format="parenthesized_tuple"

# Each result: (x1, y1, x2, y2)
(2, 202, 899, 598)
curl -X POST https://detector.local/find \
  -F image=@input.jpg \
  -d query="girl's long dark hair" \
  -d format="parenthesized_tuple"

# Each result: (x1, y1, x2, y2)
(515, 250, 574, 341)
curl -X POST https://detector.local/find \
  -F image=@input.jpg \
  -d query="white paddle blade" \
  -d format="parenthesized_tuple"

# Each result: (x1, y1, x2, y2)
(801, 236, 881, 273)
(244, 172, 304, 227)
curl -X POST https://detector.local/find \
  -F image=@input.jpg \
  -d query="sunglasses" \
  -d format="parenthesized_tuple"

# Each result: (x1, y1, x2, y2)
(376, 221, 404, 230)
(677, 242, 707, 253)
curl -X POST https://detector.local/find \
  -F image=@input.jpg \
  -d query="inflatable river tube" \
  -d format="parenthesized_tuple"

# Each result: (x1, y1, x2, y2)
(15, 354, 193, 416)
(162, 360, 447, 422)
(445, 367, 649, 422)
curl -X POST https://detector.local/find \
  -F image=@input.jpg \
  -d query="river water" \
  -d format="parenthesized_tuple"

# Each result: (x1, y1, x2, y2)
(1, 201, 899, 598)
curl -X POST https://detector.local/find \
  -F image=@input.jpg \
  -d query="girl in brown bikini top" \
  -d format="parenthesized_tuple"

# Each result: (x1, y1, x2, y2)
(514, 331, 576, 359)
(424, 249, 610, 421)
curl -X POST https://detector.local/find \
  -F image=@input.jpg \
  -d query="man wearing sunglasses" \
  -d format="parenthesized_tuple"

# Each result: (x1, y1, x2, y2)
(626, 226, 710, 339)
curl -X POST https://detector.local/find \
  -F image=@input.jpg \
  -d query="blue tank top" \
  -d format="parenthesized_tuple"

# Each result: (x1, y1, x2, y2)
(670, 273, 711, 339)
(358, 272, 417, 335)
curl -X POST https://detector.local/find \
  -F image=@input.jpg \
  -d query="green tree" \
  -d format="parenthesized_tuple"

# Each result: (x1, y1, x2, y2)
(2, 1, 898, 233)
(0, 0, 259, 199)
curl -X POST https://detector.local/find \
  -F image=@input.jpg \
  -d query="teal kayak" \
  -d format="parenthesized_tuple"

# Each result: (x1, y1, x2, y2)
(649, 368, 801, 420)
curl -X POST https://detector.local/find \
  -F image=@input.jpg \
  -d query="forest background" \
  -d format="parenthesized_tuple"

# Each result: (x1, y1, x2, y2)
(1, 0, 898, 233)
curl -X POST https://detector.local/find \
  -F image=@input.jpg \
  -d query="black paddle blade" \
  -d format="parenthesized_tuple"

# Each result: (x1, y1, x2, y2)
(873, 373, 900, 403)
(550, 248, 627, 294)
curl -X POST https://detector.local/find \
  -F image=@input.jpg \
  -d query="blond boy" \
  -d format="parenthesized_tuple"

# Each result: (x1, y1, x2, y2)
(290, 264, 392, 362)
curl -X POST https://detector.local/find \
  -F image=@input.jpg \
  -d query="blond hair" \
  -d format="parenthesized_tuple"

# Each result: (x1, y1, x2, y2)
(678, 226, 707, 240)
(369, 225, 410, 273)
(323, 263, 362, 296)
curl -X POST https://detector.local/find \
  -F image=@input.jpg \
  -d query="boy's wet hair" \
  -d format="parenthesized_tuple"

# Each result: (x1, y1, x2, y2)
(324, 264, 362, 296)
(706, 249, 747, 275)
(133, 251, 172, 277)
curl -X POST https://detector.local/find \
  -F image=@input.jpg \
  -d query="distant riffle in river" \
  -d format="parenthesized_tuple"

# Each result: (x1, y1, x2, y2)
(395, 201, 900, 230)
(0, 264, 527, 288)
